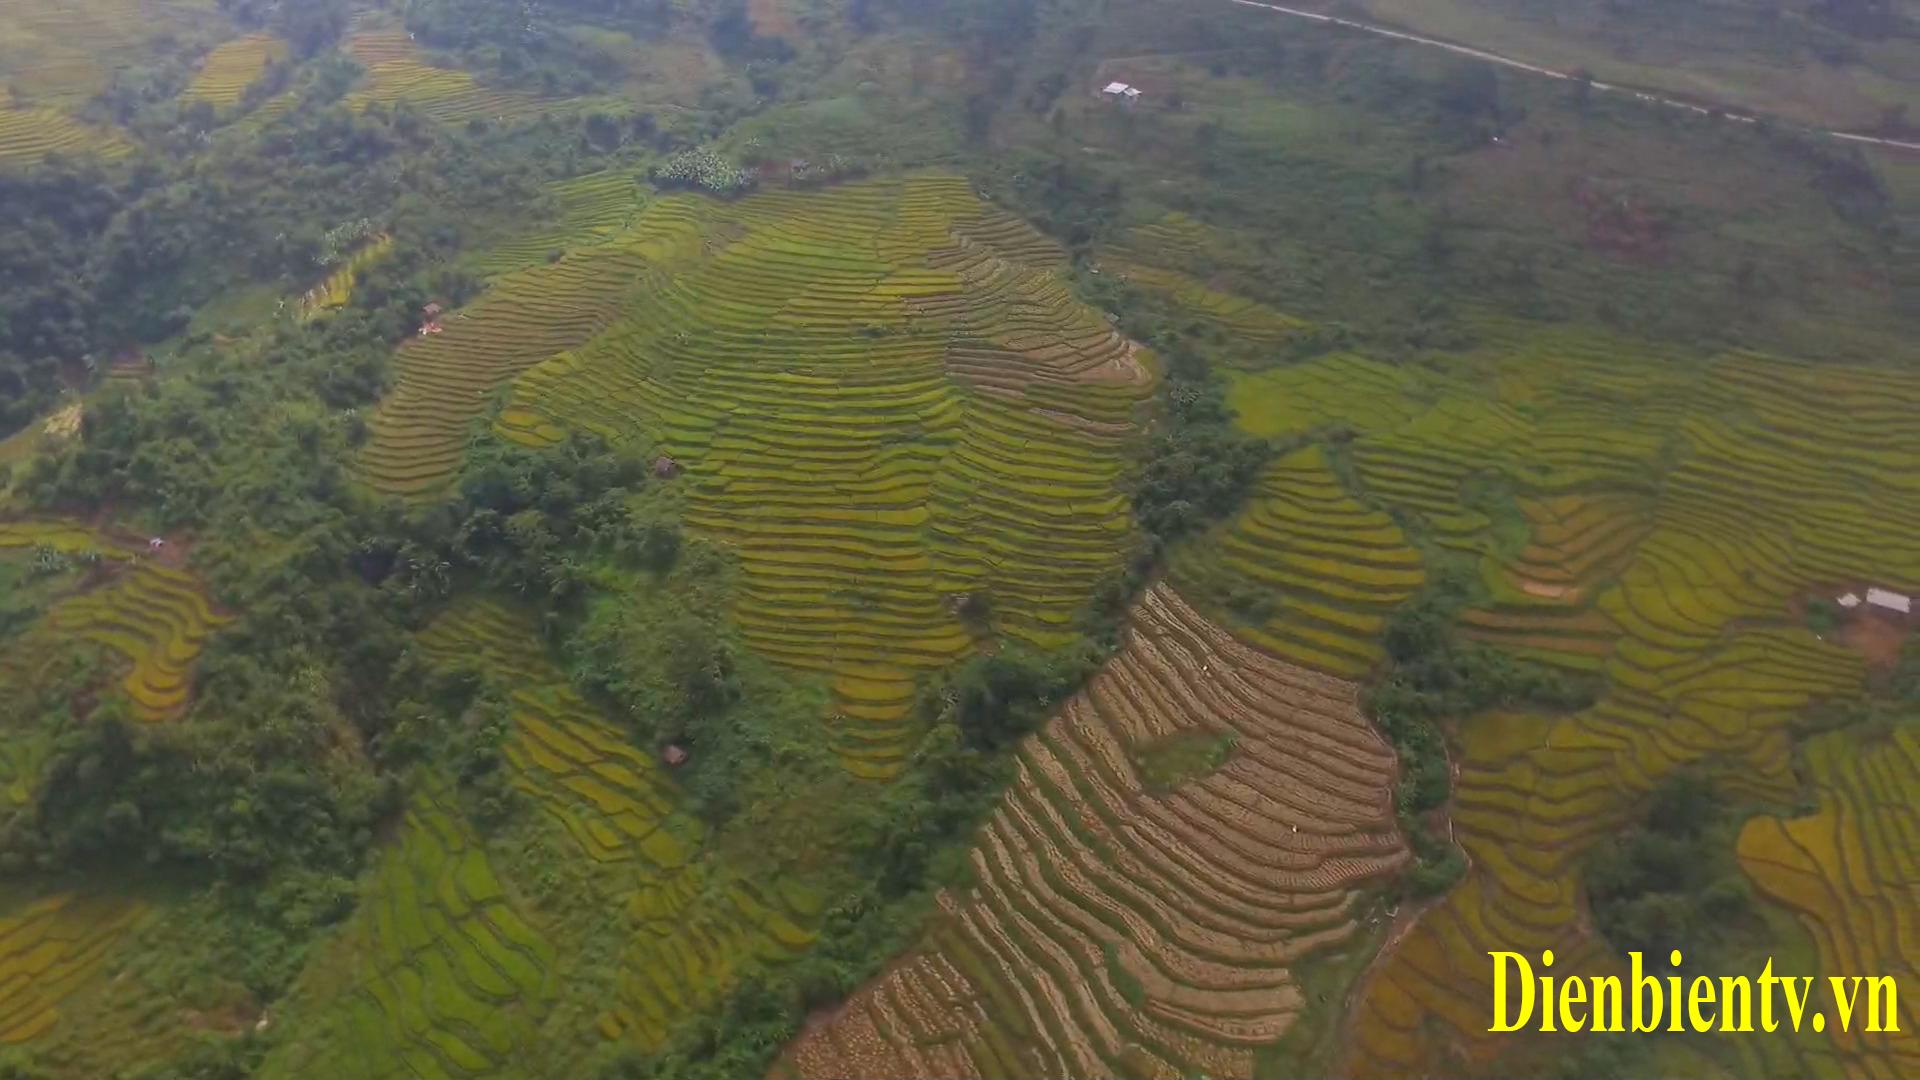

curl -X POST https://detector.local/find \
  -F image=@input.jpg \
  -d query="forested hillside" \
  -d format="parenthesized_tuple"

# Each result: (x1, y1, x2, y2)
(0, 0, 1915, 1077)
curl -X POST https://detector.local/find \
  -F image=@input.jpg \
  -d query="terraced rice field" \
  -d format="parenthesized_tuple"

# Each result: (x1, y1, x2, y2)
(342, 31, 543, 126)
(0, 892, 147, 1047)
(418, 603, 704, 871)
(1738, 728, 1919, 1078)
(0, 0, 221, 106)
(258, 790, 559, 1079)
(775, 584, 1406, 1079)
(1100, 256, 1305, 345)
(0, 1, 177, 163)
(466, 170, 646, 277)
(0, 518, 120, 558)
(488, 176, 1151, 775)
(1114, 212, 1218, 266)
(1207, 326, 1920, 1077)
(181, 33, 285, 108)
(39, 562, 230, 719)
(1456, 493, 1650, 670)
(357, 238, 661, 494)
(0, 520, 228, 719)
(411, 603, 823, 1050)
(0, 100, 130, 167)
(297, 234, 394, 320)
(1172, 446, 1425, 677)
(1099, 214, 1305, 347)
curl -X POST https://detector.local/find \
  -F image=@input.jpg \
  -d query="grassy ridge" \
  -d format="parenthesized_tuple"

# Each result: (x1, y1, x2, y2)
(1326, 0, 1920, 131)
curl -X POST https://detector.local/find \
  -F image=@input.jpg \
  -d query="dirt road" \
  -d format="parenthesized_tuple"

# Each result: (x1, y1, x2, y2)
(1225, 0, 1920, 153)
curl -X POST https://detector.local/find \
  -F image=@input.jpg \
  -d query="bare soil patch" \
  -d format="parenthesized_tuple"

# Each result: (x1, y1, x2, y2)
(1838, 611, 1908, 671)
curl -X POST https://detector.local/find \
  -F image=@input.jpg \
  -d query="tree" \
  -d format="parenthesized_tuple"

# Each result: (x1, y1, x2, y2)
(665, 619, 742, 728)
(1585, 774, 1759, 969)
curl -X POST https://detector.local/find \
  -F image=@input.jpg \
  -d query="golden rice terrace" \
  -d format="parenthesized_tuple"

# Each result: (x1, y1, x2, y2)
(362, 175, 1154, 778)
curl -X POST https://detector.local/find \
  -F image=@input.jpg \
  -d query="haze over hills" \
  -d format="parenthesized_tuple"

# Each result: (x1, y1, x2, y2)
(1271, 0, 1920, 133)
(0, 0, 1915, 1078)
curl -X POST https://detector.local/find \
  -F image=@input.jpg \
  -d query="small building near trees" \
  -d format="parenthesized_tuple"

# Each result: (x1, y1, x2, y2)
(1866, 587, 1912, 616)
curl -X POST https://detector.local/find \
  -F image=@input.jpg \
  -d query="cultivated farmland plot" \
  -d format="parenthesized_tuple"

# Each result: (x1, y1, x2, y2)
(0, 892, 147, 1047)
(259, 602, 824, 1076)
(414, 603, 822, 1050)
(775, 584, 1407, 1080)
(0, 0, 221, 107)
(1098, 213, 1308, 349)
(1189, 319, 1920, 1078)
(500, 177, 1153, 776)
(0, 520, 229, 721)
(1738, 728, 1920, 1077)
(0, 886, 206, 1077)
(0, 101, 129, 168)
(341, 31, 547, 127)
(465, 171, 649, 278)
(256, 787, 561, 1080)
(1171, 444, 1425, 678)
(296, 234, 395, 321)
(368, 174, 1154, 778)
(0, 0, 220, 167)
(181, 33, 286, 110)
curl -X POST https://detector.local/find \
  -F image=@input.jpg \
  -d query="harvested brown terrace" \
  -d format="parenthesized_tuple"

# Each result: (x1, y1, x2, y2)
(773, 584, 1406, 1080)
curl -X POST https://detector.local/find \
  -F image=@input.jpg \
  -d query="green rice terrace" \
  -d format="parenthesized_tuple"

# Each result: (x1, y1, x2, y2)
(0, 0, 1917, 1078)
(181, 34, 287, 111)
(0, 521, 230, 722)
(0, 0, 215, 165)
(368, 175, 1153, 778)
(339, 30, 547, 125)
(777, 316, 1920, 1077)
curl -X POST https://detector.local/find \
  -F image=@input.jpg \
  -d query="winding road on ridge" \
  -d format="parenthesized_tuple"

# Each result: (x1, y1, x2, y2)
(1225, 0, 1920, 153)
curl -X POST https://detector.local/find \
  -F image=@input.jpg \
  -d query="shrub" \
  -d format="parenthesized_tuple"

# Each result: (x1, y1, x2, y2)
(651, 148, 757, 194)
(922, 646, 1095, 751)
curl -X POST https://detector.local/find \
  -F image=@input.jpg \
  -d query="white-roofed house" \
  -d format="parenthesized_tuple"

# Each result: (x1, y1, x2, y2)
(1865, 587, 1912, 616)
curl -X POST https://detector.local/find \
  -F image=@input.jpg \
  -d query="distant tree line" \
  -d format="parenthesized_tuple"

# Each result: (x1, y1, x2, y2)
(0, 82, 635, 441)
(217, 0, 353, 57)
